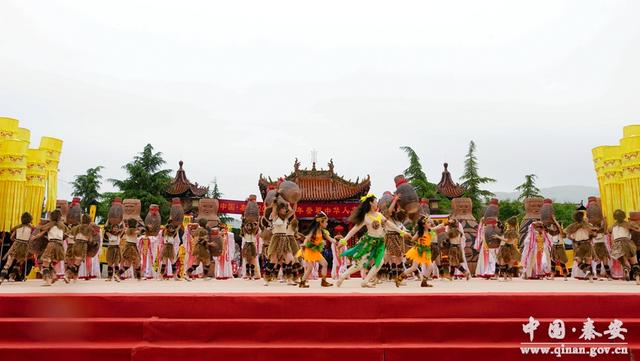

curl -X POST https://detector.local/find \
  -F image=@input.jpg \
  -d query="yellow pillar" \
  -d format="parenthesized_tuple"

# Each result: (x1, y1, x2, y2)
(620, 136, 640, 214)
(25, 149, 47, 223)
(0, 140, 28, 231)
(602, 146, 623, 226)
(39, 137, 63, 212)
(592, 146, 608, 218)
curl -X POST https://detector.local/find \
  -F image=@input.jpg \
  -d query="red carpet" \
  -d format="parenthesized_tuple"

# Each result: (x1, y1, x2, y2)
(0, 293, 638, 360)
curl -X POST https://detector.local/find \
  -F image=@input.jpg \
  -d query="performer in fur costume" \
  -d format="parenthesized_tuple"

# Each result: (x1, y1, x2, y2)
(493, 217, 521, 281)
(398, 215, 435, 288)
(381, 193, 409, 284)
(121, 218, 143, 281)
(337, 194, 403, 288)
(264, 198, 296, 285)
(185, 219, 213, 281)
(565, 211, 596, 282)
(35, 210, 69, 285)
(64, 215, 97, 283)
(158, 223, 181, 280)
(104, 221, 124, 282)
(546, 218, 569, 280)
(241, 218, 261, 280)
(299, 212, 334, 288)
(0, 212, 34, 284)
(609, 209, 640, 284)
(445, 219, 471, 281)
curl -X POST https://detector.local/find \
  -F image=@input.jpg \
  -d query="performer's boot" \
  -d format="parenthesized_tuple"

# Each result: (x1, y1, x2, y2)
(202, 265, 211, 280)
(263, 263, 274, 283)
(632, 264, 640, 285)
(245, 263, 251, 279)
(274, 264, 282, 281)
(458, 266, 470, 281)
(421, 278, 433, 288)
(321, 277, 333, 287)
(171, 264, 179, 280)
(106, 266, 114, 282)
(42, 266, 53, 286)
(604, 264, 612, 280)
(64, 264, 78, 284)
(395, 272, 406, 288)
(160, 264, 166, 280)
(560, 263, 568, 280)
(250, 264, 256, 279)
(298, 278, 309, 288)
(579, 262, 593, 282)
(134, 266, 142, 281)
(185, 266, 196, 281)
(0, 266, 9, 285)
(295, 262, 304, 282)
(118, 267, 125, 280)
(595, 263, 602, 280)
(113, 266, 121, 282)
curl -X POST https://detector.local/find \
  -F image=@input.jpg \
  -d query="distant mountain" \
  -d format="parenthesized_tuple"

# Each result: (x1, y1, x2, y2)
(494, 185, 599, 204)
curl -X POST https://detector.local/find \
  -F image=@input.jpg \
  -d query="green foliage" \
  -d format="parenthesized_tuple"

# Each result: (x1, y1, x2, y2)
(399, 146, 449, 213)
(515, 174, 542, 201)
(495, 199, 575, 227)
(460, 141, 496, 218)
(552, 202, 577, 227)
(96, 192, 124, 223)
(70, 166, 104, 212)
(498, 199, 524, 222)
(108, 144, 172, 221)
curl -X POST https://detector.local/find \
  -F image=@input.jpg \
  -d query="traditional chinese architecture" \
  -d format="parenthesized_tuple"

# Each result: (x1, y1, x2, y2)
(165, 161, 209, 212)
(437, 162, 466, 199)
(255, 159, 371, 232)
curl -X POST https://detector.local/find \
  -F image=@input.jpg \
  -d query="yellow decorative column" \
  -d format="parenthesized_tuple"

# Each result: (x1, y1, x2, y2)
(25, 149, 47, 222)
(601, 146, 624, 226)
(39, 137, 63, 212)
(0, 117, 19, 140)
(0, 140, 28, 231)
(620, 135, 640, 213)
(592, 146, 608, 218)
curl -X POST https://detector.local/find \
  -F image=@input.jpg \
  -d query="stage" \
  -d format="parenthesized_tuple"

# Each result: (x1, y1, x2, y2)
(0, 278, 638, 361)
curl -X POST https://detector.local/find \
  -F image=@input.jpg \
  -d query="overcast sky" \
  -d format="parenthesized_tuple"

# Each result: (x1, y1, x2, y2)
(1, 1, 638, 201)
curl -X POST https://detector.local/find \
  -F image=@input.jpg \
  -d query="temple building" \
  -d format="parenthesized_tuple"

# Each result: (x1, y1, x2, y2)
(437, 163, 466, 199)
(258, 159, 370, 232)
(165, 161, 209, 212)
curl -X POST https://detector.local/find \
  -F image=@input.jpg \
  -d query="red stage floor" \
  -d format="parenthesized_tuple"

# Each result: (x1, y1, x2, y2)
(0, 279, 638, 361)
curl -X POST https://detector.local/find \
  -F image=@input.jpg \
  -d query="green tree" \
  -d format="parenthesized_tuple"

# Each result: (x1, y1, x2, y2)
(498, 199, 524, 222)
(459, 141, 496, 218)
(109, 144, 172, 221)
(553, 202, 576, 227)
(71, 166, 104, 212)
(515, 174, 542, 201)
(399, 146, 450, 213)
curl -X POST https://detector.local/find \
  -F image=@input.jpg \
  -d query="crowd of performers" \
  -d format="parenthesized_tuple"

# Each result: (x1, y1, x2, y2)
(1, 182, 640, 288)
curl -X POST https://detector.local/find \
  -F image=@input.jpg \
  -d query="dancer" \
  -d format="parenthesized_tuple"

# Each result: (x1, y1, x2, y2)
(0, 212, 34, 284)
(64, 215, 95, 283)
(398, 216, 434, 288)
(159, 223, 180, 280)
(35, 210, 68, 285)
(565, 211, 596, 282)
(337, 194, 402, 288)
(121, 218, 143, 281)
(264, 198, 296, 285)
(382, 194, 408, 285)
(215, 224, 235, 279)
(547, 219, 569, 280)
(521, 221, 552, 280)
(331, 225, 349, 279)
(299, 212, 334, 288)
(493, 217, 521, 281)
(104, 220, 124, 282)
(592, 223, 612, 280)
(185, 219, 212, 281)
(609, 209, 640, 284)
(445, 219, 471, 281)
(241, 218, 261, 280)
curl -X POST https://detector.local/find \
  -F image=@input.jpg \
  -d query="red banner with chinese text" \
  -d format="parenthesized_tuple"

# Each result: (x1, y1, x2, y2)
(217, 199, 359, 220)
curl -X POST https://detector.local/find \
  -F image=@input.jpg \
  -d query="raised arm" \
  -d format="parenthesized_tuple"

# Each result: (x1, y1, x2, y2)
(343, 223, 364, 243)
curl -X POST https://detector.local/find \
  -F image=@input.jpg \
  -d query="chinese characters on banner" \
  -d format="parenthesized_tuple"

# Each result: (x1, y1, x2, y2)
(217, 199, 360, 220)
